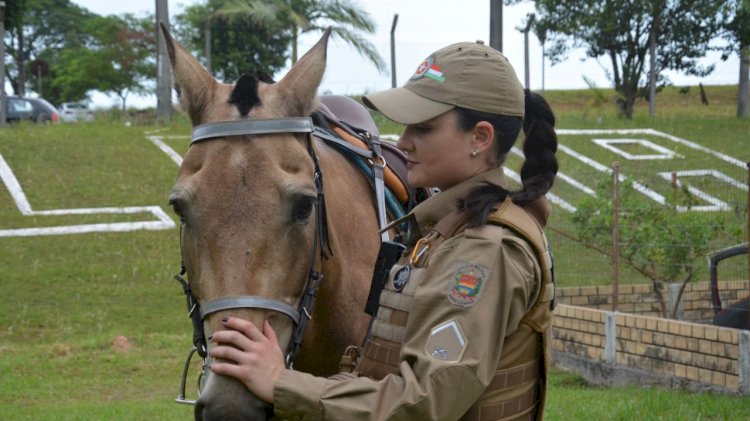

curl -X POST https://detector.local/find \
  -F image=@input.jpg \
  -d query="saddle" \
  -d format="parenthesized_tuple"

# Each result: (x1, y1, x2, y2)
(314, 95, 430, 209)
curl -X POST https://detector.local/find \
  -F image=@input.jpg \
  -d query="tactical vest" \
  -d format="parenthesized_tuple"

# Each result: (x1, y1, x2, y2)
(356, 198, 555, 420)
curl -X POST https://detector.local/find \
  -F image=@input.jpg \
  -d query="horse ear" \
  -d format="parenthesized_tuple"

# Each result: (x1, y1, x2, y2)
(273, 28, 331, 117)
(159, 22, 217, 124)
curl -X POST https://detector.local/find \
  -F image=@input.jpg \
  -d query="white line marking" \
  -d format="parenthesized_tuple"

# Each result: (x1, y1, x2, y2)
(0, 151, 175, 238)
(557, 128, 745, 167)
(592, 138, 683, 160)
(148, 136, 184, 166)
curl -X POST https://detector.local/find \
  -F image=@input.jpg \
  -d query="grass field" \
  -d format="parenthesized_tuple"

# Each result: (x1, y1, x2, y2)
(1, 86, 749, 419)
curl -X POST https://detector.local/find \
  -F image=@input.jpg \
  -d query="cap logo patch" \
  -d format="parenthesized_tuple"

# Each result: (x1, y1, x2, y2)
(447, 262, 487, 307)
(410, 56, 446, 83)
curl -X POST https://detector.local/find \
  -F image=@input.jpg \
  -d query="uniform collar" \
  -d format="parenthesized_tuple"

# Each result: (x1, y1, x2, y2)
(410, 168, 506, 233)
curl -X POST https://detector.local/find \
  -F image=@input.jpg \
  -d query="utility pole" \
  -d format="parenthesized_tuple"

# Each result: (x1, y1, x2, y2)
(521, 14, 535, 89)
(0, 1, 6, 127)
(489, 0, 502, 52)
(390, 14, 399, 88)
(156, 0, 173, 121)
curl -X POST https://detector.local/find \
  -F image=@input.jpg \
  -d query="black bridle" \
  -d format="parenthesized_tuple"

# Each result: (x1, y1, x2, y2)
(174, 116, 332, 405)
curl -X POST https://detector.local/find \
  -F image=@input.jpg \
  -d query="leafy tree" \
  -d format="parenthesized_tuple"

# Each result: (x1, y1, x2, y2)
(174, 0, 291, 82)
(3, 0, 93, 95)
(217, 0, 385, 71)
(48, 14, 156, 109)
(526, 0, 731, 118)
(572, 176, 729, 318)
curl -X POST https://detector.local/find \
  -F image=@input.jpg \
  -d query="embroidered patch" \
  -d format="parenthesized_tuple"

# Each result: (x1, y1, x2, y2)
(425, 319, 467, 362)
(410, 56, 445, 83)
(447, 262, 488, 307)
(392, 266, 411, 292)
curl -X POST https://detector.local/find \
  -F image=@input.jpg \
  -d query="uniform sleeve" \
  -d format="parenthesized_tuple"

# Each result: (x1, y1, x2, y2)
(273, 224, 541, 421)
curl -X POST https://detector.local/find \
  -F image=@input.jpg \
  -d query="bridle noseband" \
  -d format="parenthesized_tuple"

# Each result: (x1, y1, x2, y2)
(174, 116, 331, 405)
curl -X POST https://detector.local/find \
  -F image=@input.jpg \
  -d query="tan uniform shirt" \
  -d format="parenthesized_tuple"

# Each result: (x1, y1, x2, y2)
(274, 169, 543, 420)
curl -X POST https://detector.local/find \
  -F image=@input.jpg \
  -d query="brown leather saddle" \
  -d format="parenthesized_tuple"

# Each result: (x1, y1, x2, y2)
(314, 95, 431, 210)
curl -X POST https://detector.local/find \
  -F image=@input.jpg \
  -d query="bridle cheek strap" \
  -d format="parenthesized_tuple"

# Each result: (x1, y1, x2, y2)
(176, 116, 331, 370)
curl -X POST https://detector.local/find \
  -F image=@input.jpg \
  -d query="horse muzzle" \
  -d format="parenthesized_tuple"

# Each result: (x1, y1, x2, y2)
(195, 370, 269, 421)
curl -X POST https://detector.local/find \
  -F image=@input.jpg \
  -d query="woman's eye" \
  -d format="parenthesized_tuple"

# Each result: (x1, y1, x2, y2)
(292, 197, 315, 222)
(414, 125, 431, 134)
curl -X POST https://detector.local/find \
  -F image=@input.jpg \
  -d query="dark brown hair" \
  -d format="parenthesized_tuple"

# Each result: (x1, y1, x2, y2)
(456, 89, 558, 227)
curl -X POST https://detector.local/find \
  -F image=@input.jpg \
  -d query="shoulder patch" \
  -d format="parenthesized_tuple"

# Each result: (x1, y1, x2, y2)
(447, 261, 488, 307)
(425, 319, 467, 362)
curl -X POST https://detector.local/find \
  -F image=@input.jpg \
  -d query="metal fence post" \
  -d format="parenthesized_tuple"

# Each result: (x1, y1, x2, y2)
(604, 312, 617, 364)
(740, 330, 750, 395)
(612, 162, 620, 312)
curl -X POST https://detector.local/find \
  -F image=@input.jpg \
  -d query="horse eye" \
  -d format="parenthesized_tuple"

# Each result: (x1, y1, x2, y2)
(169, 198, 188, 226)
(292, 196, 315, 222)
(169, 198, 183, 217)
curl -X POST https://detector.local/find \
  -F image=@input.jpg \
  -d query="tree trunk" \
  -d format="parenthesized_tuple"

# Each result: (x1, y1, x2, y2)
(616, 87, 637, 119)
(17, 30, 25, 96)
(739, 44, 749, 118)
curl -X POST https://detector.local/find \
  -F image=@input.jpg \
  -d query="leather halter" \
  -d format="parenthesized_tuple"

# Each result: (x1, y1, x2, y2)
(174, 116, 331, 405)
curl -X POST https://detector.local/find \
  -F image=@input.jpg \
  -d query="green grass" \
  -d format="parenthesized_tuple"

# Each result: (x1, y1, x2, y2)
(546, 369, 750, 420)
(1, 89, 749, 418)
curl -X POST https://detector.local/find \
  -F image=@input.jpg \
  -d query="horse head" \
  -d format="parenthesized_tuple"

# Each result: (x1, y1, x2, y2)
(161, 25, 332, 420)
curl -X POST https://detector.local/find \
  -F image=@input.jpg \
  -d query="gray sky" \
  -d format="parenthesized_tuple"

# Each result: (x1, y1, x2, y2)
(71, 0, 742, 109)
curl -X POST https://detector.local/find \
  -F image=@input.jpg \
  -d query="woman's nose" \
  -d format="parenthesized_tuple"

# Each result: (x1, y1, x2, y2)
(396, 128, 412, 152)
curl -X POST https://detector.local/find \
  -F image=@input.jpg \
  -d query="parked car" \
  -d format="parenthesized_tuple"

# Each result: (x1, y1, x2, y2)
(59, 101, 95, 123)
(3, 96, 60, 123)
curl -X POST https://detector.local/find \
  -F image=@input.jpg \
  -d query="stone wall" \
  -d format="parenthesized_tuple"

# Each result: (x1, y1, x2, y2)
(555, 281, 749, 322)
(551, 304, 750, 395)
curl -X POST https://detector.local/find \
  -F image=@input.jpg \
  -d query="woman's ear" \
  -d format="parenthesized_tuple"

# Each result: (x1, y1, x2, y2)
(471, 121, 495, 154)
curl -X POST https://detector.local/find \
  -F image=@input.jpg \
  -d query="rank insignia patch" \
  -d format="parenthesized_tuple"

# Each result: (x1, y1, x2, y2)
(447, 262, 488, 307)
(425, 319, 467, 362)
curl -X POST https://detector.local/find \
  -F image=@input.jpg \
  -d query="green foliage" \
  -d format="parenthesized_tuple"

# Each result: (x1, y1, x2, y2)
(531, 0, 731, 118)
(3, 0, 155, 106)
(214, 0, 385, 71)
(173, 0, 291, 82)
(572, 175, 727, 315)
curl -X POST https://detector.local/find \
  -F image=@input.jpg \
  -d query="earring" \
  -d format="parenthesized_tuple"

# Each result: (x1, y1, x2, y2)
(471, 150, 478, 157)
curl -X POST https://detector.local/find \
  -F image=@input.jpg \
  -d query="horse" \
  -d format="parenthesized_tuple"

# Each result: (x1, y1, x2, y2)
(161, 27, 387, 420)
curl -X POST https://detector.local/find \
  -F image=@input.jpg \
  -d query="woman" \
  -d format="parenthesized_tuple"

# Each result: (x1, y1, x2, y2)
(209, 40, 558, 420)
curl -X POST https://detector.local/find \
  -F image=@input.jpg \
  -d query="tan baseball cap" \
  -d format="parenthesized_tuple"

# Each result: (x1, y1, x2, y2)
(363, 41, 524, 125)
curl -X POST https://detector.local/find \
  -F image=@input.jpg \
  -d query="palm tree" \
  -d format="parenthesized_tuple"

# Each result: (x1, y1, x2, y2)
(217, 0, 386, 72)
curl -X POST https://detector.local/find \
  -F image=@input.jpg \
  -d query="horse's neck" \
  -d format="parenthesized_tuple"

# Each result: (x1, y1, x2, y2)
(293, 140, 379, 375)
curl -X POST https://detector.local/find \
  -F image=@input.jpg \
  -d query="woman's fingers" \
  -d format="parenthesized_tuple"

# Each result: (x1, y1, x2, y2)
(210, 343, 250, 364)
(209, 327, 254, 351)
(263, 320, 278, 343)
(221, 317, 267, 342)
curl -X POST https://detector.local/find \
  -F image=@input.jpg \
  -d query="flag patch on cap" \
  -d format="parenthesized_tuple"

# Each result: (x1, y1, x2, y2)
(410, 56, 445, 83)
(447, 262, 487, 307)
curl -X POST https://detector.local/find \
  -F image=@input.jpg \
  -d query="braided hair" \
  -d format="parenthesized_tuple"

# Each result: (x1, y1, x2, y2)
(458, 89, 558, 227)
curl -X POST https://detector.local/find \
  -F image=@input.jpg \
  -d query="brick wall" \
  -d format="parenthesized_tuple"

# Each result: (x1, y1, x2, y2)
(551, 304, 749, 394)
(555, 281, 749, 322)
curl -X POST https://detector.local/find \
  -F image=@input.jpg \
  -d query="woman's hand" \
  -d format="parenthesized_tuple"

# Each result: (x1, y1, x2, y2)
(209, 317, 285, 403)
